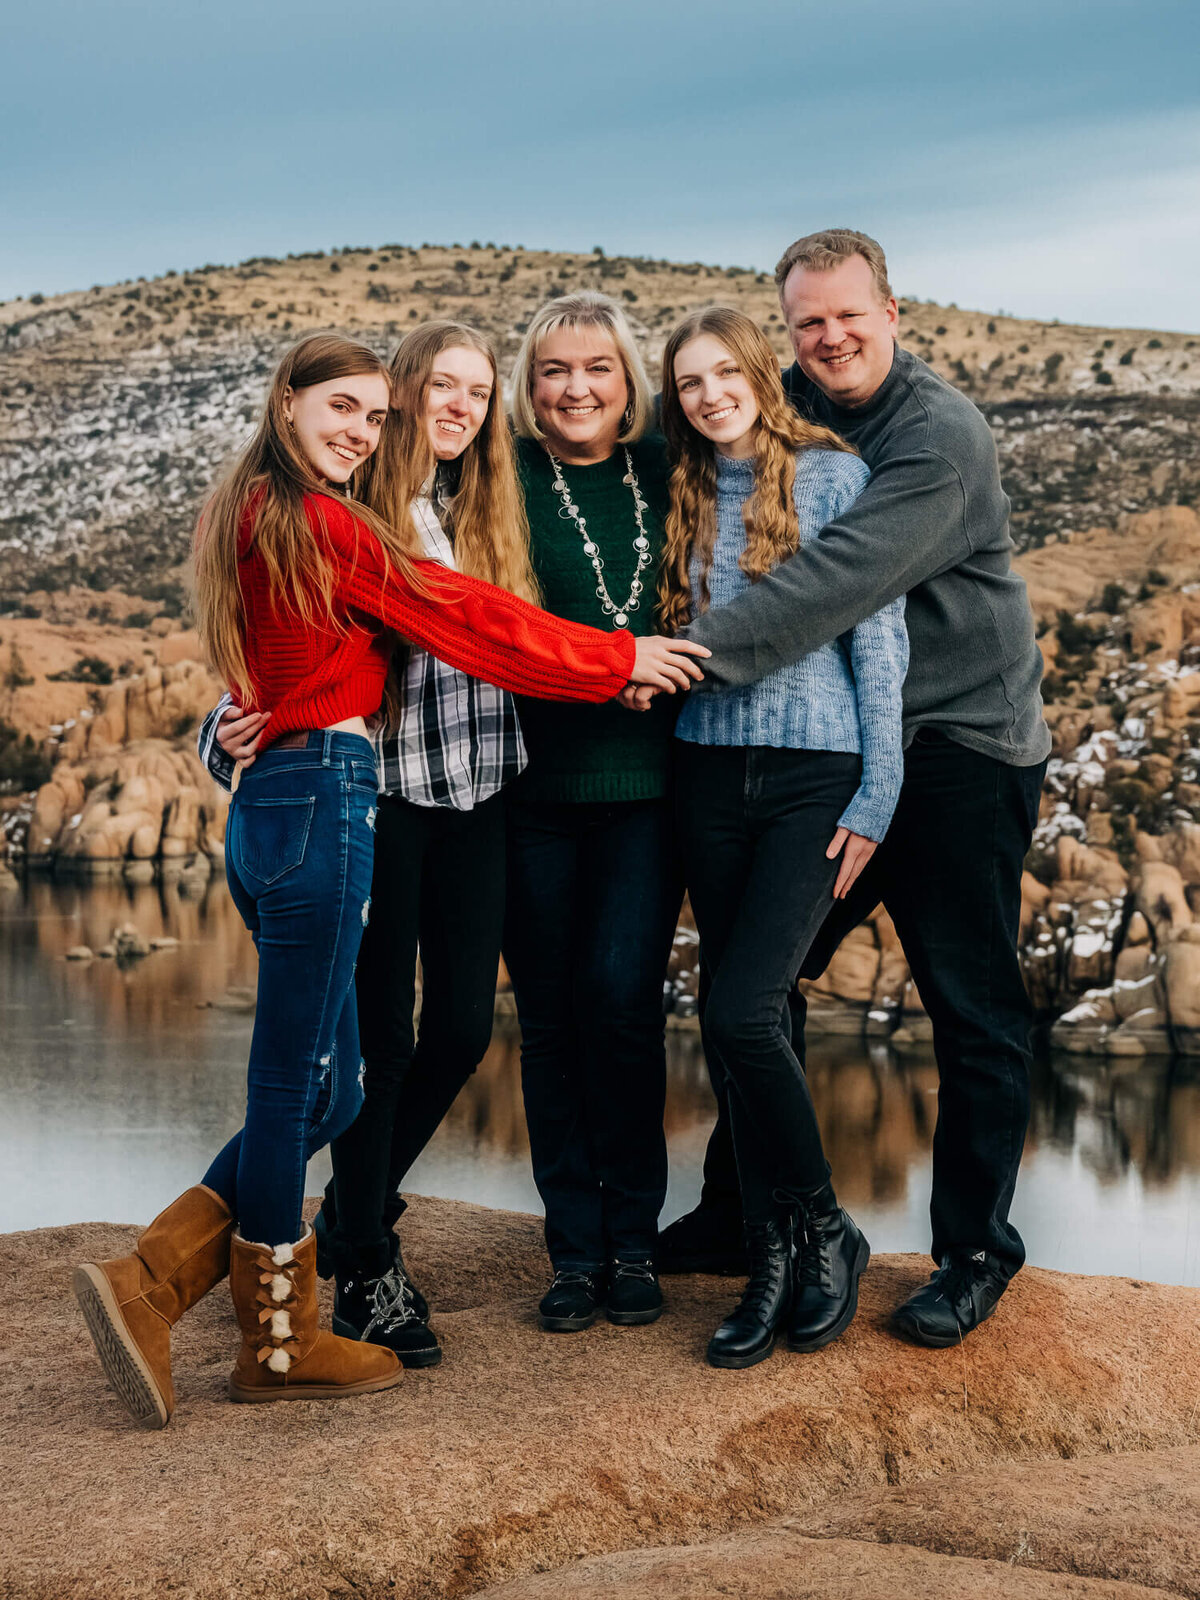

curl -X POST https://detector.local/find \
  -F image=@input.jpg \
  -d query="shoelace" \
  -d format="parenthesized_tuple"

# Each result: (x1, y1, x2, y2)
(610, 1261, 655, 1286)
(929, 1260, 984, 1315)
(362, 1265, 421, 1339)
(794, 1216, 835, 1291)
(733, 1238, 787, 1317)
(548, 1270, 597, 1295)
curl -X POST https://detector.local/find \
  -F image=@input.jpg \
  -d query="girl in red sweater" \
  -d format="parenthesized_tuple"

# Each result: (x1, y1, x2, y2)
(74, 333, 706, 1427)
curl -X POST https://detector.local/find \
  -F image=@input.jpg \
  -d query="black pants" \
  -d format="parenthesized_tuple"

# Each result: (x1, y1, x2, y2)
(504, 797, 681, 1270)
(677, 743, 861, 1225)
(696, 732, 1046, 1276)
(329, 790, 507, 1251)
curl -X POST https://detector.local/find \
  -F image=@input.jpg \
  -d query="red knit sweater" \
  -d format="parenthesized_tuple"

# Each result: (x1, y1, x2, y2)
(235, 492, 636, 749)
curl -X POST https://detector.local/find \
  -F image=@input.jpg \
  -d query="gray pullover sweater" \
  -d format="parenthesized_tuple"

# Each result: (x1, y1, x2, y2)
(682, 345, 1050, 768)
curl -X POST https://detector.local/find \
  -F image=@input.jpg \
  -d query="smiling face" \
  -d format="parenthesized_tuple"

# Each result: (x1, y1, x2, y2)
(672, 332, 761, 459)
(424, 344, 495, 461)
(530, 327, 629, 464)
(781, 253, 899, 408)
(283, 372, 391, 483)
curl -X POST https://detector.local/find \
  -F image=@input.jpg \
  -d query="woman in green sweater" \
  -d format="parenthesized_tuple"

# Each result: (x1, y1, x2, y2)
(507, 292, 682, 1332)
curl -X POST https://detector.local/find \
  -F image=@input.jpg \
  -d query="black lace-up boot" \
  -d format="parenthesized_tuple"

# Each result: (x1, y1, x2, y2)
(331, 1239, 441, 1368)
(539, 1269, 604, 1331)
(892, 1250, 1008, 1347)
(705, 1217, 792, 1369)
(786, 1182, 870, 1352)
(316, 1190, 430, 1323)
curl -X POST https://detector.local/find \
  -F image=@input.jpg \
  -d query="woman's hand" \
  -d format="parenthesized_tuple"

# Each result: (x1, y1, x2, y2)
(216, 705, 271, 767)
(826, 827, 878, 899)
(629, 636, 710, 693)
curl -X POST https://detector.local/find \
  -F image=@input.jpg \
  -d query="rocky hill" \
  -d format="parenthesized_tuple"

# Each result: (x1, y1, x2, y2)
(2, 242, 1198, 601)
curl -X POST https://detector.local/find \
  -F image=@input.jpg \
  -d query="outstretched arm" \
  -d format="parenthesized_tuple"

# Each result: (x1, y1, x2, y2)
(318, 498, 704, 702)
(681, 449, 968, 689)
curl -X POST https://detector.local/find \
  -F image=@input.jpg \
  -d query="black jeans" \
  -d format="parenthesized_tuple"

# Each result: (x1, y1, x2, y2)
(676, 743, 861, 1226)
(328, 790, 507, 1252)
(696, 732, 1046, 1277)
(505, 797, 681, 1270)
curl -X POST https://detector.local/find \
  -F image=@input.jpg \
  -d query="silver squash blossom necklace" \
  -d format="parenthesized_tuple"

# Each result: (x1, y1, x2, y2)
(547, 447, 652, 628)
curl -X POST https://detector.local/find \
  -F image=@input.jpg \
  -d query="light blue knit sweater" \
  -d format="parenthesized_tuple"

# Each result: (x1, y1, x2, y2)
(676, 449, 908, 843)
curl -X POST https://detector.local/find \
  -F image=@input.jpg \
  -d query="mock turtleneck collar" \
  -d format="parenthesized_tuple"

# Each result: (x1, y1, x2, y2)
(714, 452, 756, 487)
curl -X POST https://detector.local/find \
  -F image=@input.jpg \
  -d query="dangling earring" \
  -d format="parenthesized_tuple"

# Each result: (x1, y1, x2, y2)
(621, 399, 635, 434)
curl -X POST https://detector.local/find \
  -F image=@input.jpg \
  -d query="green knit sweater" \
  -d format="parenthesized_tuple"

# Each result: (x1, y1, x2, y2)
(513, 435, 677, 804)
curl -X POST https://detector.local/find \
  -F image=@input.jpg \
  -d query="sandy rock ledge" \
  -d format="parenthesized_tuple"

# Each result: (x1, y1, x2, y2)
(4, 1197, 1200, 1599)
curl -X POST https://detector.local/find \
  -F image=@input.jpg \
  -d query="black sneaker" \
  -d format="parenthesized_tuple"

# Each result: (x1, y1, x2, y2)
(892, 1251, 1008, 1348)
(606, 1260, 663, 1326)
(657, 1203, 749, 1276)
(318, 1202, 431, 1323)
(333, 1264, 442, 1367)
(538, 1269, 603, 1332)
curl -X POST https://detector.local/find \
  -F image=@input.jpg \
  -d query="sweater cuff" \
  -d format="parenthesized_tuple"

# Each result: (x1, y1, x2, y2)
(837, 784, 898, 845)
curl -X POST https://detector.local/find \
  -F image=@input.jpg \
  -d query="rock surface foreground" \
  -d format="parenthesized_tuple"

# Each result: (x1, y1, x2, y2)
(4, 1197, 1200, 1598)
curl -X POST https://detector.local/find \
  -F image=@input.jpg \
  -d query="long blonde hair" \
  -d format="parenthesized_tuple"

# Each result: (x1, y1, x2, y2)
(510, 291, 654, 445)
(658, 307, 855, 635)
(192, 333, 429, 705)
(359, 321, 540, 603)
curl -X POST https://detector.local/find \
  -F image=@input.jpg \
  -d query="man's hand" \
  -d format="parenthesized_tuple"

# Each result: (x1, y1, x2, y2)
(618, 684, 660, 712)
(826, 827, 878, 899)
(216, 705, 270, 767)
(629, 636, 710, 693)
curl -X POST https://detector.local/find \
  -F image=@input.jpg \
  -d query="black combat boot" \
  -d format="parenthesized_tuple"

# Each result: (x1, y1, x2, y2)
(705, 1217, 792, 1369)
(786, 1182, 870, 1352)
(331, 1238, 441, 1368)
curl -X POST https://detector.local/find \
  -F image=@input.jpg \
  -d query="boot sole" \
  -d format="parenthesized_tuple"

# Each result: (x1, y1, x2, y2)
(706, 1329, 778, 1369)
(606, 1305, 663, 1326)
(228, 1367, 403, 1403)
(787, 1236, 871, 1353)
(891, 1298, 998, 1348)
(539, 1310, 599, 1332)
(331, 1313, 442, 1368)
(73, 1264, 170, 1430)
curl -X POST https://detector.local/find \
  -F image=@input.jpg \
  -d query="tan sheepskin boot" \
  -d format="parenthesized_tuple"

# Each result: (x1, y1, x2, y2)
(227, 1227, 401, 1403)
(74, 1184, 234, 1429)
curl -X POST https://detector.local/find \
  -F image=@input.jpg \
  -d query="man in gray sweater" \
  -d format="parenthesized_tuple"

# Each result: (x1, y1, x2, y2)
(656, 229, 1049, 1347)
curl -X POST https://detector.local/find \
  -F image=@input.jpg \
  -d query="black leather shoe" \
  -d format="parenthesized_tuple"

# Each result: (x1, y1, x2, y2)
(606, 1260, 663, 1325)
(706, 1218, 791, 1369)
(892, 1251, 1008, 1347)
(787, 1183, 870, 1352)
(539, 1269, 604, 1332)
(657, 1202, 749, 1276)
(332, 1247, 442, 1368)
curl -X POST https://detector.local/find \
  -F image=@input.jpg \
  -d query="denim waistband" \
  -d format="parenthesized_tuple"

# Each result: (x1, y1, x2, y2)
(257, 730, 375, 766)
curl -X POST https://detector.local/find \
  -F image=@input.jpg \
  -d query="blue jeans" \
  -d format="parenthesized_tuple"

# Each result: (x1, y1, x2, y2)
(504, 797, 681, 1271)
(203, 731, 378, 1246)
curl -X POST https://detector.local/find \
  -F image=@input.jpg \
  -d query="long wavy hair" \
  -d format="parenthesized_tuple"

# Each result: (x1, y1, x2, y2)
(192, 333, 430, 705)
(358, 321, 539, 603)
(658, 306, 856, 635)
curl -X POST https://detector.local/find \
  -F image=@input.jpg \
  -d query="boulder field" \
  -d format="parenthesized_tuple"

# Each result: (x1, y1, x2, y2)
(3, 1196, 1200, 1598)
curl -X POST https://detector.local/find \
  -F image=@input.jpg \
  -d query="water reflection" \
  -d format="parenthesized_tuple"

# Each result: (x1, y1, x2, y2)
(3, 878, 1200, 1286)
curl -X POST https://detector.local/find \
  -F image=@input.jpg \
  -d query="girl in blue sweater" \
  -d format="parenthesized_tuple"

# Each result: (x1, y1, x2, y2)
(659, 307, 908, 1369)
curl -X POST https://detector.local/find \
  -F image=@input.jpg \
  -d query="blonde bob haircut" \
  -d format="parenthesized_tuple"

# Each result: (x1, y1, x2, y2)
(510, 291, 654, 445)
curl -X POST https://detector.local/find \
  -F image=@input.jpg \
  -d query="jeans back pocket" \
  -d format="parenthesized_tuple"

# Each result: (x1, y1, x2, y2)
(236, 796, 315, 885)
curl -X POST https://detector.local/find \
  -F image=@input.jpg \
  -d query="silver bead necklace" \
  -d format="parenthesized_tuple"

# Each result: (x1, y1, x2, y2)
(547, 447, 652, 628)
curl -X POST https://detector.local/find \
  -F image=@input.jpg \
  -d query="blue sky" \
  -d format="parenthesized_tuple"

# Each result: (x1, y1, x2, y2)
(5, 0, 1198, 329)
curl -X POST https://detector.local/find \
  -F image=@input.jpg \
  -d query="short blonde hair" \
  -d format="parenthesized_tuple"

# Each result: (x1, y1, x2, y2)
(510, 291, 654, 444)
(774, 229, 893, 304)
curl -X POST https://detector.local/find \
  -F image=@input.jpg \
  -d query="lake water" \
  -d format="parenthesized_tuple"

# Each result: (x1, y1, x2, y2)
(4, 876, 1200, 1286)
